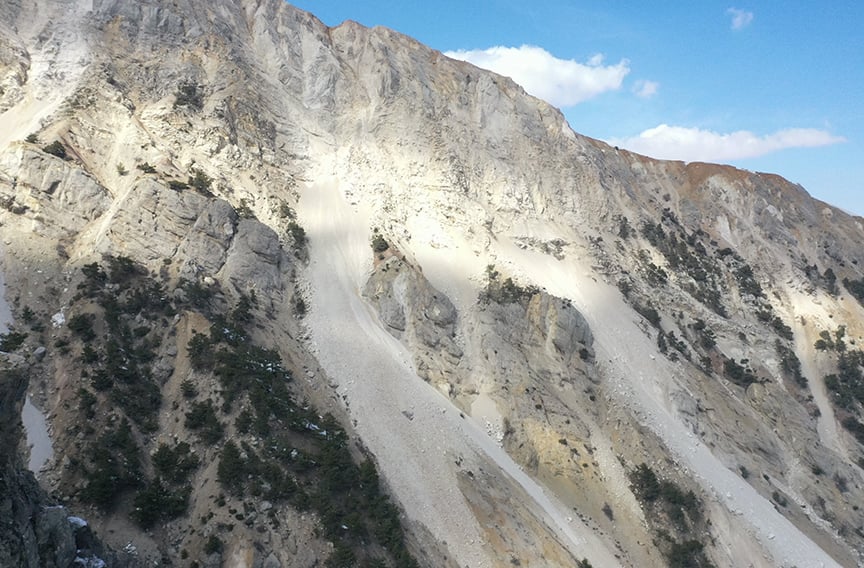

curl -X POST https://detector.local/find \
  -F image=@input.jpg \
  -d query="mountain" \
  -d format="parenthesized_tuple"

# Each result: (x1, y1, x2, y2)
(2, 0, 864, 566)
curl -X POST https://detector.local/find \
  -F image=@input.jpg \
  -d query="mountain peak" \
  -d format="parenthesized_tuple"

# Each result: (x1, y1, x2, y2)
(1, 1, 863, 566)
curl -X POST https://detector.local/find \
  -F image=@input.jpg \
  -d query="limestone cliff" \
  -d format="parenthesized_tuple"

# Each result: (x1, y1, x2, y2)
(1, 0, 864, 566)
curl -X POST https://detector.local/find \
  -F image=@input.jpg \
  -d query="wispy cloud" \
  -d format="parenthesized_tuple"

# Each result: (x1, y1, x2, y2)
(608, 124, 845, 162)
(444, 45, 629, 107)
(632, 79, 659, 98)
(727, 8, 754, 30)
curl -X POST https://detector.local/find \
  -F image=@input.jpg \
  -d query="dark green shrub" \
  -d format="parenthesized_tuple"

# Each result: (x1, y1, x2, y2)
(174, 84, 203, 110)
(666, 539, 713, 568)
(771, 491, 788, 507)
(771, 317, 794, 340)
(287, 221, 307, 249)
(843, 277, 864, 305)
(734, 265, 764, 298)
(203, 535, 222, 555)
(217, 441, 245, 493)
(132, 480, 190, 528)
(842, 416, 864, 445)
(630, 463, 701, 529)
(42, 141, 67, 159)
(180, 379, 198, 398)
(107, 255, 140, 284)
(776, 340, 805, 387)
(152, 441, 200, 483)
(633, 302, 661, 328)
(371, 232, 389, 253)
(188, 170, 213, 195)
(78, 388, 97, 419)
(0, 331, 27, 352)
(185, 400, 223, 443)
(21, 306, 35, 323)
(723, 358, 759, 387)
(187, 332, 214, 369)
(68, 313, 97, 341)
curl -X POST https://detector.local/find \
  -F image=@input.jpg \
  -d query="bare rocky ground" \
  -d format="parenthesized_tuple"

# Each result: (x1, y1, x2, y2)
(2, 1, 864, 567)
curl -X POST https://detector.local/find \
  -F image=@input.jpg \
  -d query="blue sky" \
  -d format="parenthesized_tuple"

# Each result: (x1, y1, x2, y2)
(290, 1, 863, 216)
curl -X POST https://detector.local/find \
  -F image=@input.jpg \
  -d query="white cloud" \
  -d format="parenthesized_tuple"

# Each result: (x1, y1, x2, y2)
(632, 79, 659, 98)
(608, 124, 845, 162)
(443, 45, 629, 107)
(727, 8, 754, 30)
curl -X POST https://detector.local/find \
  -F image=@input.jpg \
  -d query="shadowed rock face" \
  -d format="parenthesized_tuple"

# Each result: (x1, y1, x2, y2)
(1, 0, 864, 566)
(0, 370, 132, 568)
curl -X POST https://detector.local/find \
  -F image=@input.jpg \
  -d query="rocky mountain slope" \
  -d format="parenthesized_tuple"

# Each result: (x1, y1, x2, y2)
(2, 0, 864, 566)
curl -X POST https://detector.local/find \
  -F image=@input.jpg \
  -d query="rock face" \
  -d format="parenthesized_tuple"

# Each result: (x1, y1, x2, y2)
(0, 370, 130, 568)
(363, 254, 463, 385)
(1, 0, 864, 566)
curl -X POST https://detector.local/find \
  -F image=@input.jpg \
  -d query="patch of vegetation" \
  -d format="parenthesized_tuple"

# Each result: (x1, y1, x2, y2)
(185, 400, 224, 444)
(617, 215, 632, 239)
(841, 416, 864, 445)
(824, 350, 864, 411)
(630, 463, 701, 529)
(80, 419, 143, 508)
(287, 221, 307, 250)
(132, 479, 190, 529)
(633, 301, 661, 328)
(722, 357, 760, 388)
(168, 180, 189, 191)
(174, 84, 203, 110)
(664, 331, 690, 361)
(136, 162, 157, 174)
(67, 313, 96, 342)
(188, 169, 213, 196)
(78, 388, 97, 419)
(637, 249, 669, 287)
(776, 340, 805, 387)
(185, 301, 418, 567)
(481, 264, 539, 305)
(180, 378, 198, 398)
(771, 490, 788, 507)
(0, 331, 27, 352)
(236, 198, 255, 219)
(662, 537, 714, 568)
(371, 229, 389, 253)
(815, 326, 847, 353)
(179, 278, 216, 311)
(734, 265, 764, 298)
(843, 277, 864, 306)
(203, 535, 222, 555)
(822, 268, 838, 295)
(152, 441, 200, 483)
(42, 140, 67, 159)
(640, 219, 727, 317)
(690, 319, 716, 350)
(71, 256, 174, 432)
(769, 316, 794, 340)
(630, 464, 713, 566)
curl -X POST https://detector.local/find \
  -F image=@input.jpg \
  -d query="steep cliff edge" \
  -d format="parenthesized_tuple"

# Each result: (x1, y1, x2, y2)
(1, 0, 864, 566)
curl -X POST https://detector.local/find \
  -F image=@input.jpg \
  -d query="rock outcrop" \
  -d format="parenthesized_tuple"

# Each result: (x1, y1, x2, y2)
(1, 0, 863, 566)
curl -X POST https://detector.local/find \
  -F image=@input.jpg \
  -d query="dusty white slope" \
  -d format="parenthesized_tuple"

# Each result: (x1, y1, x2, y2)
(0, 1, 91, 149)
(490, 241, 841, 568)
(365, 194, 843, 566)
(297, 173, 622, 567)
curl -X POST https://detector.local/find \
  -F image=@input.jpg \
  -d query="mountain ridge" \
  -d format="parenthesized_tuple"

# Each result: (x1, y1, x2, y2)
(2, 0, 864, 566)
